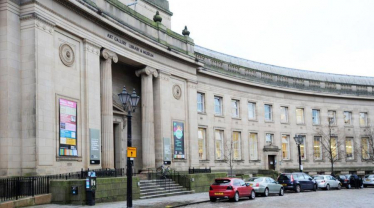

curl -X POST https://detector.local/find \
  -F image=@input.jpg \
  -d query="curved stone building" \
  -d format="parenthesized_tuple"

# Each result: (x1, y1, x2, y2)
(1, 0, 373, 176)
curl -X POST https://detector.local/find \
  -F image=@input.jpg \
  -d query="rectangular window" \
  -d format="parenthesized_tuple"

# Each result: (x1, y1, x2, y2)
(296, 108, 305, 124)
(362, 137, 370, 160)
(215, 130, 224, 160)
(265, 133, 274, 145)
(360, 112, 368, 127)
(231, 99, 240, 118)
(280, 106, 288, 123)
(232, 132, 241, 160)
(328, 110, 337, 125)
(312, 109, 320, 125)
(197, 93, 205, 113)
(248, 102, 256, 120)
(346, 137, 354, 160)
(264, 104, 273, 121)
(282, 135, 290, 160)
(249, 133, 258, 160)
(314, 136, 322, 160)
(59, 98, 78, 157)
(198, 128, 206, 160)
(331, 137, 338, 159)
(300, 135, 306, 160)
(214, 96, 223, 115)
(344, 111, 352, 125)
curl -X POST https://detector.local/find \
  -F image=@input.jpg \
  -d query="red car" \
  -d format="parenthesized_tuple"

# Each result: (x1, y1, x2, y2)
(209, 178, 256, 202)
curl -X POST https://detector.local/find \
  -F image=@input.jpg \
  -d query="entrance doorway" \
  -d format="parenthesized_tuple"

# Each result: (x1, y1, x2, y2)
(268, 155, 275, 170)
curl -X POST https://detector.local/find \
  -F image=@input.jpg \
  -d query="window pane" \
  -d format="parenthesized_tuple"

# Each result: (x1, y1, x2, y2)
(346, 138, 353, 160)
(198, 128, 206, 160)
(300, 136, 306, 159)
(197, 93, 204, 113)
(248, 102, 256, 119)
(331, 137, 337, 159)
(214, 97, 222, 115)
(360, 113, 368, 126)
(282, 135, 290, 159)
(280, 107, 288, 123)
(249, 133, 258, 160)
(296, 108, 304, 124)
(314, 137, 321, 160)
(233, 132, 241, 160)
(312, 110, 320, 125)
(344, 112, 352, 125)
(362, 137, 370, 160)
(328, 110, 336, 125)
(265, 105, 272, 121)
(215, 130, 223, 160)
(231, 100, 239, 118)
(266, 133, 273, 145)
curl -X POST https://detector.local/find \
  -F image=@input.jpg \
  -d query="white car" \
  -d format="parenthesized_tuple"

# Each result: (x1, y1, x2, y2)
(313, 175, 342, 190)
(363, 175, 374, 187)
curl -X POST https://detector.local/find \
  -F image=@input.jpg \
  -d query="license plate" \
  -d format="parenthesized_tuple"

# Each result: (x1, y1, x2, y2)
(282, 184, 287, 186)
(249, 184, 253, 186)
(366, 179, 370, 181)
(215, 192, 223, 195)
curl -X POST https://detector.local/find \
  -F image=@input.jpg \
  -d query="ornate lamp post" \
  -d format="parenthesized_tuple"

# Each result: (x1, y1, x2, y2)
(118, 86, 140, 208)
(294, 134, 304, 172)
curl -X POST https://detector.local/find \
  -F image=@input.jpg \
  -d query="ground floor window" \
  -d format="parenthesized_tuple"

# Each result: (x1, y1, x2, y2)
(249, 133, 258, 160)
(362, 137, 370, 160)
(215, 130, 224, 160)
(300, 135, 306, 160)
(345, 137, 354, 160)
(331, 137, 338, 159)
(198, 128, 206, 160)
(282, 135, 290, 160)
(314, 136, 322, 160)
(232, 132, 241, 160)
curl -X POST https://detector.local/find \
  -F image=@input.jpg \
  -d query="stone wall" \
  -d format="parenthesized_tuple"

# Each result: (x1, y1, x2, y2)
(50, 177, 140, 205)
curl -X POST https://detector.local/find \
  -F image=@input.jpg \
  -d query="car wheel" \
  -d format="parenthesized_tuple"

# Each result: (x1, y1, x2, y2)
(279, 187, 284, 196)
(295, 185, 301, 193)
(249, 190, 256, 200)
(347, 184, 351, 189)
(210, 197, 216, 202)
(325, 184, 330, 191)
(313, 184, 317, 191)
(263, 188, 269, 197)
(338, 184, 342, 190)
(232, 191, 239, 202)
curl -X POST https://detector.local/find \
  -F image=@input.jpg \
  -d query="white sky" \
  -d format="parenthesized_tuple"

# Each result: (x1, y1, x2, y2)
(170, 0, 374, 77)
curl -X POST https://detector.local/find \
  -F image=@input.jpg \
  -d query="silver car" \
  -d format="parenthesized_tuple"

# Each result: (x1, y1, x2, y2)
(363, 175, 374, 187)
(313, 175, 342, 190)
(246, 177, 284, 197)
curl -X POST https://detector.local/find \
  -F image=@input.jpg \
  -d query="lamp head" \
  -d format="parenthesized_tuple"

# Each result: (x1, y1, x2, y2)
(118, 86, 130, 108)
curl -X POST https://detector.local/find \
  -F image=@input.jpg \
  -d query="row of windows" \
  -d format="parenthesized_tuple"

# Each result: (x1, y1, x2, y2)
(197, 93, 369, 126)
(197, 128, 373, 161)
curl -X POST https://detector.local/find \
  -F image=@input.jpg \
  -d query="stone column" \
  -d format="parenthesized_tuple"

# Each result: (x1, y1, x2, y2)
(101, 49, 118, 169)
(135, 67, 158, 170)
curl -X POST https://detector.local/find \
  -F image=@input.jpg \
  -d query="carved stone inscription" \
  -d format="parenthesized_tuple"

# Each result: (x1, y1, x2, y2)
(107, 33, 154, 58)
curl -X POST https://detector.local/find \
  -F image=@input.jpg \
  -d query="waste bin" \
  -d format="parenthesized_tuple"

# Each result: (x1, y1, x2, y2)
(86, 171, 97, 206)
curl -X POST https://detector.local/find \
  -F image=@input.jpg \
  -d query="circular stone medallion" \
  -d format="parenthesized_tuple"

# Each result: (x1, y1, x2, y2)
(173, 85, 182, 100)
(59, 43, 75, 67)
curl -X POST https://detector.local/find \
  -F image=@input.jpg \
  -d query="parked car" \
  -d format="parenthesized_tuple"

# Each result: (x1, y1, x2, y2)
(313, 175, 342, 190)
(277, 172, 317, 193)
(246, 177, 284, 197)
(363, 175, 374, 187)
(337, 174, 352, 189)
(209, 178, 256, 202)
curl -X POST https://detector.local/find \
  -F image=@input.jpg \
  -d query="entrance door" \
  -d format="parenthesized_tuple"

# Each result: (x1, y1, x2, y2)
(268, 155, 275, 170)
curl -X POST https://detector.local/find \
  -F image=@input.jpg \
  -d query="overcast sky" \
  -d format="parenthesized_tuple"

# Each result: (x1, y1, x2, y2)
(170, 0, 374, 77)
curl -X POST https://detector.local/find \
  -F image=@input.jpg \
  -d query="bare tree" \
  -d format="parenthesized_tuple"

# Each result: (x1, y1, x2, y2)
(361, 127, 374, 161)
(224, 139, 234, 177)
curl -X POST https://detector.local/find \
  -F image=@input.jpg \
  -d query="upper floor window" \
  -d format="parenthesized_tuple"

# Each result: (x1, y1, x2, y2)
(344, 111, 352, 125)
(264, 104, 273, 121)
(197, 92, 205, 113)
(214, 96, 223, 116)
(280, 106, 288, 123)
(296, 108, 305, 124)
(231, 99, 240, 118)
(312, 109, 320, 125)
(248, 102, 256, 120)
(328, 110, 337, 125)
(265, 133, 274, 145)
(360, 112, 368, 127)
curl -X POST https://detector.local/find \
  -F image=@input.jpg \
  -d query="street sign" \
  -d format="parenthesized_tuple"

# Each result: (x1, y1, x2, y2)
(127, 147, 137, 158)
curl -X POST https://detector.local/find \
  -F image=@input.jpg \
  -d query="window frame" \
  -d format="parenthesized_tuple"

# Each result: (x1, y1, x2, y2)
(328, 110, 337, 126)
(198, 128, 207, 160)
(281, 134, 290, 160)
(248, 102, 256, 120)
(343, 111, 352, 125)
(312, 109, 320, 125)
(232, 131, 241, 160)
(231, 99, 240, 118)
(299, 135, 307, 160)
(280, 106, 289, 123)
(197, 92, 205, 113)
(331, 136, 338, 160)
(264, 104, 273, 122)
(249, 132, 258, 161)
(214, 129, 224, 160)
(296, 108, 305, 124)
(214, 96, 223, 116)
(313, 136, 322, 160)
(359, 112, 368, 127)
(361, 137, 371, 160)
(265, 133, 274, 145)
(345, 137, 354, 160)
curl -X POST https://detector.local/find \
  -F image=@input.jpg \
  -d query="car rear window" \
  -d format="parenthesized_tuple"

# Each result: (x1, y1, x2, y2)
(314, 176, 324, 180)
(213, 179, 231, 185)
(278, 174, 290, 180)
(248, 178, 263, 182)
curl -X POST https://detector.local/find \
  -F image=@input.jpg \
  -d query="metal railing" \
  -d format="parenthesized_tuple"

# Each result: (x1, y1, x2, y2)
(188, 167, 211, 174)
(147, 167, 191, 191)
(0, 168, 127, 202)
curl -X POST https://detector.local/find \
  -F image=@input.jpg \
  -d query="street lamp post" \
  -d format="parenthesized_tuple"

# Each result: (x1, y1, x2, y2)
(294, 135, 304, 172)
(118, 86, 140, 208)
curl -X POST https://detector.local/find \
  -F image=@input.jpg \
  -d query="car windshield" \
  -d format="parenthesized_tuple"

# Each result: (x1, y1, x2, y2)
(213, 179, 231, 185)
(248, 178, 263, 182)
(314, 176, 324, 180)
(278, 174, 290, 180)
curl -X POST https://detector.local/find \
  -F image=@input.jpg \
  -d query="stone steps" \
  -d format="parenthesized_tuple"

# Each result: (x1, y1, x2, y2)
(139, 178, 194, 199)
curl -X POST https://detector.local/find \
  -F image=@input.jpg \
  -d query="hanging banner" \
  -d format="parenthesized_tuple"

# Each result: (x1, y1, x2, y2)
(90, 129, 100, 164)
(59, 98, 78, 156)
(173, 121, 185, 159)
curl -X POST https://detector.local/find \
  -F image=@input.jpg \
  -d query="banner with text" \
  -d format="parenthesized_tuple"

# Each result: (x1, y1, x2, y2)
(173, 121, 185, 159)
(59, 98, 78, 156)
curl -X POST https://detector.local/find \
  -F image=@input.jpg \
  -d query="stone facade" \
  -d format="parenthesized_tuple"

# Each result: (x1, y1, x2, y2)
(0, 0, 374, 177)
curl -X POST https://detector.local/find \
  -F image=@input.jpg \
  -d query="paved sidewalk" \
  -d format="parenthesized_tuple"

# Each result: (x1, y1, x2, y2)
(29, 192, 209, 208)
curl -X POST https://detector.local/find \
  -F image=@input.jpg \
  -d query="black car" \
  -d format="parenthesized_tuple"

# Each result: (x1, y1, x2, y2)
(337, 174, 352, 189)
(277, 172, 317, 193)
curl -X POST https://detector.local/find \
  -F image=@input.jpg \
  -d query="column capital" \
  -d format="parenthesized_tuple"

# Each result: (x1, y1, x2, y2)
(102, 49, 118, 63)
(135, 66, 158, 78)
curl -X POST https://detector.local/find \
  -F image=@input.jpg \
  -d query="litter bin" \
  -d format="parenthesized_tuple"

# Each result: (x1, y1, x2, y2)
(86, 171, 97, 206)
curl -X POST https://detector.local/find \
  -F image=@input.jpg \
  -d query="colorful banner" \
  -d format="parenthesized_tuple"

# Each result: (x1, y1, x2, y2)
(59, 98, 78, 156)
(173, 121, 185, 159)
